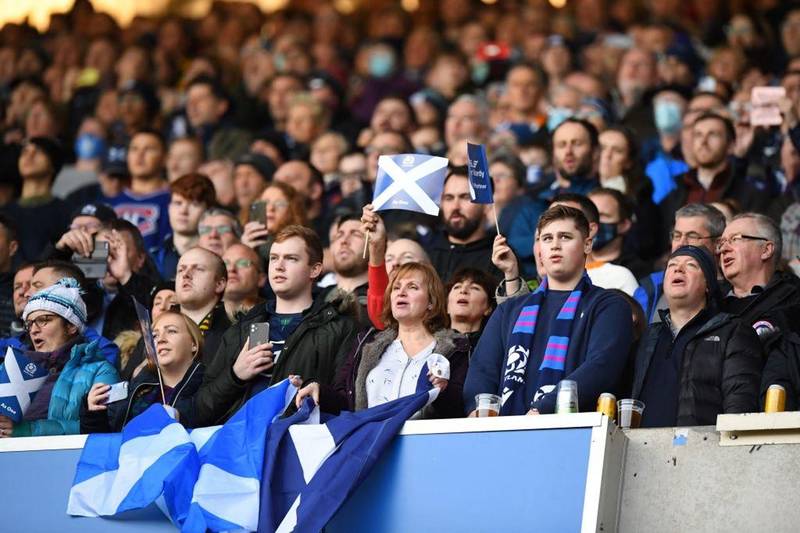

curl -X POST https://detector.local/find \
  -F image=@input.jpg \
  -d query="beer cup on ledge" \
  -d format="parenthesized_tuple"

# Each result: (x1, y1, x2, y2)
(617, 399, 644, 429)
(475, 393, 501, 417)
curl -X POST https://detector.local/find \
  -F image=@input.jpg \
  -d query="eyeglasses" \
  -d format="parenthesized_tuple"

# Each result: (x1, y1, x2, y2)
(24, 313, 58, 332)
(669, 230, 716, 244)
(224, 258, 255, 270)
(264, 200, 289, 211)
(716, 234, 770, 251)
(198, 224, 233, 236)
(70, 222, 102, 232)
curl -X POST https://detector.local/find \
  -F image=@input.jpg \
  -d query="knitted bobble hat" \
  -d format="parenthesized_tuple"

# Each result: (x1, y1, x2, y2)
(22, 277, 87, 333)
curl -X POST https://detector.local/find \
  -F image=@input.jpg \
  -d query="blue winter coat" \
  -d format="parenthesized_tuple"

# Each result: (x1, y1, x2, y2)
(464, 281, 633, 414)
(13, 340, 120, 437)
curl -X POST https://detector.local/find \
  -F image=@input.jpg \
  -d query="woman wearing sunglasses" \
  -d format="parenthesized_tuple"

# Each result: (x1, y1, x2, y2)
(0, 278, 119, 438)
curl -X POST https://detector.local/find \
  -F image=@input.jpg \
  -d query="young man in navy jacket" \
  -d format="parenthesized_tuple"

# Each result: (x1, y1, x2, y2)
(464, 205, 633, 415)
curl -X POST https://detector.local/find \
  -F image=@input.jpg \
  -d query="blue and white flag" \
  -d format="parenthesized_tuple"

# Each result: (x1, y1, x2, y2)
(467, 142, 494, 204)
(258, 388, 439, 532)
(67, 379, 295, 532)
(372, 153, 448, 216)
(0, 346, 48, 422)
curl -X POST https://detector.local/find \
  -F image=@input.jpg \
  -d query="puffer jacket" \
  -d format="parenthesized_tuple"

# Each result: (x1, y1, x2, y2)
(317, 327, 470, 419)
(192, 292, 358, 426)
(13, 340, 120, 437)
(80, 360, 204, 433)
(632, 311, 763, 426)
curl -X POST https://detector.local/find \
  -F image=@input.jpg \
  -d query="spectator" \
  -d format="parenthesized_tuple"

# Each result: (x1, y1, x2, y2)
(464, 205, 633, 415)
(632, 246, 762, 427)
(166, 137, 204, 183)
(535, 118, 600, 204)
(447, 267, 496, 350)
(588, 188, 651, 279)
(197, 207, 242, 258)
(182, 75, 251, 160)
(233, 151, 277, 225)
(241, 181, 306, 259)
(322, 214, 369, 325)
(9, 264, 35, 339)
(719, 214, 800, 337)
(108, 129, 172, 251)
(660, 113, 772, 223)
(635, 203, 727, 323)
(502, 63, 547, 138)
(295, 262, 467, 418)
(613, 48, 659, 140)
(286, 92, 329, 151)
(645, 88, 690, 205)
(192, 225, 357, 426)
(273, 161, 328, 243)
(2, 137, 70, 262)
(0, 278, 119, 438)
(222, 243, 266, 322)
(428, 166, 501, 283)
(81, 311, 204, 432)
(153, 173, 217, 280)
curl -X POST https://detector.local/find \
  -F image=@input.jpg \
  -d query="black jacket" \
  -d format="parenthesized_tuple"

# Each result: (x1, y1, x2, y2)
(633, 311, 763, 426)
(317, 327, 470, 419)
(720, 270, 800, 337)
(192, 293, 358, 426)
(760, 329, 800, 411)
(102, 272, 157, 342)
(80, 361, 204, 433)
(427, 232, 501, 284)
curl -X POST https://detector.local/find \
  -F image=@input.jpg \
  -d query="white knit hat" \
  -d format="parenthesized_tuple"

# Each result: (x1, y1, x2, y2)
(23, 277, 87, 333)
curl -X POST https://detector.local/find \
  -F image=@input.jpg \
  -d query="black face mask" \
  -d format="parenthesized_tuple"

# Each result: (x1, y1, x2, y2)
(593, 222, 619, 251)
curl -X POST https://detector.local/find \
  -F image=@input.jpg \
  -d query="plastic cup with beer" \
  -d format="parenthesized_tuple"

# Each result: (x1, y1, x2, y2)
(596, 393, 617, 422)
(616, 399, 645, 429)
(475, 393, 502, 417)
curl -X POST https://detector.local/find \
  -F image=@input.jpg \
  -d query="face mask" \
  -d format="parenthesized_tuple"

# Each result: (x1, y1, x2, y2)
(593, 222, 619, 250)
(368, 53, 395, 78)
(526, 165, 543, 185)
(74, 133, 107, 160)
(602, 175, 628, 194)
(654, 100, 683, 134)
(273, 53, 287, 72)
(547, 107, 573, 132)
(471, 61, 489, 85)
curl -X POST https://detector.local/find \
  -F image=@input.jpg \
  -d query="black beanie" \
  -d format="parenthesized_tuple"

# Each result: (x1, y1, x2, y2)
(668, 245, 721, 303)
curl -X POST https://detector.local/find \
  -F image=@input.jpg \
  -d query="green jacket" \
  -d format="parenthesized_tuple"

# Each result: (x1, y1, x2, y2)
(192, 293, 358, 426)
(14, 340, 120, 437)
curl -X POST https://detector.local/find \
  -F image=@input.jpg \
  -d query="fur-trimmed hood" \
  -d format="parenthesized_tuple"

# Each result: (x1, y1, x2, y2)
(353, 327, 467, 411)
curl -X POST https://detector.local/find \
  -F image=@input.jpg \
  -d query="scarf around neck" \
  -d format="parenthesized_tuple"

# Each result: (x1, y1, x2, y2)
(499, 273, 591, 415)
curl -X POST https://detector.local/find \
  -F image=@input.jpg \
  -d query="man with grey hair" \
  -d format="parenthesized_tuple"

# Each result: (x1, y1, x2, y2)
(634, 203, 726, 323)
(444, 94, 490, 149)
(719, 213, 800, 340)
(197, 207, 242, 258)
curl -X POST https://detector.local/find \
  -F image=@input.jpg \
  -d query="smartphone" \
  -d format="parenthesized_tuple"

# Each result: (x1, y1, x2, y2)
(249, 322, 270, 348)
(104, 381, 129, 404)
(72, 240, 109, 279)
(249, 200, 267, 225)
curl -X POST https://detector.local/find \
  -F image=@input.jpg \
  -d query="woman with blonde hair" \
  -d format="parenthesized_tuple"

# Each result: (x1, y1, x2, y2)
(296, 262, 469, 418)
(241, 180, 307, 251)
(81, 311, 204, 432)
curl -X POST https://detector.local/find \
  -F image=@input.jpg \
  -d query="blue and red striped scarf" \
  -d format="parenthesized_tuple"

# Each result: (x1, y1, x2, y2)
(499, 273, 591, 415)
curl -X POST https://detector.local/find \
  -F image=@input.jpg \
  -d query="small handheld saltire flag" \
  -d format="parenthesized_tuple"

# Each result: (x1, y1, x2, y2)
(0, 346, 48, 422)
(258, 387, 439, 533)
(67, 379, 295, 533)
(467, 142, 493, 203)
(372, 153, 448, 216)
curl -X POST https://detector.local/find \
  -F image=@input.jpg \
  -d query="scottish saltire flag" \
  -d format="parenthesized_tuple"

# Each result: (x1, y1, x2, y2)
(67, 379, 295, 532)
(467, 142, 493, 203)
(258, 388, 439, 532)
(0, 346, 48, 422)
(372, 153, 448, 215)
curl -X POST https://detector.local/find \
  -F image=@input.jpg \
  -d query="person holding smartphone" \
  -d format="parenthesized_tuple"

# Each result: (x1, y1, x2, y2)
(81, 311, 204, 432)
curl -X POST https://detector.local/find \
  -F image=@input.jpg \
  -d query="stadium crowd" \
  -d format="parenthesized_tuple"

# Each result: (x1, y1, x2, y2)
(2, 0, 800, 436)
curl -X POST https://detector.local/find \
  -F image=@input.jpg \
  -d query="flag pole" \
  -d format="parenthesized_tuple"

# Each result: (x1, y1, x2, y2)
(492, 203, 501, 235)
(156, 361, 166, 405)
(362, 231, 370, 259)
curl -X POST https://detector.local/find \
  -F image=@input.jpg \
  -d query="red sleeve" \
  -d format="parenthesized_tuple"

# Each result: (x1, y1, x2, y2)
(367, 264, 389, 330)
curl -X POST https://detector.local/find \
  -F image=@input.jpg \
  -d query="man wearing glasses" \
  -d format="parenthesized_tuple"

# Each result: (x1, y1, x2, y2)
(635, 204, 727, 323)
(222, 244, 266, 322)
(196, 208, 243, 258)
(718, 213, 800, 340)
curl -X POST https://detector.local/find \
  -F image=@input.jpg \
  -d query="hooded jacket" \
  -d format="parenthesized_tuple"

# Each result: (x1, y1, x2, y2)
(317, 327, 469, 419)
(632, 311, 763, 426)
(191, 292, 358, 426)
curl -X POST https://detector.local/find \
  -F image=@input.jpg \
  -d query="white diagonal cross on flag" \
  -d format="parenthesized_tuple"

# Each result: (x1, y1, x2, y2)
(0, 347, 48, 419)
(372, 154, 448, 216)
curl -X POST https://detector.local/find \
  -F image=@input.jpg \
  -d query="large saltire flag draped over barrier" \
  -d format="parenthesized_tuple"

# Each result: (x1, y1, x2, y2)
(372, 153, 449, 216)
(67, 380, 438, 532)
